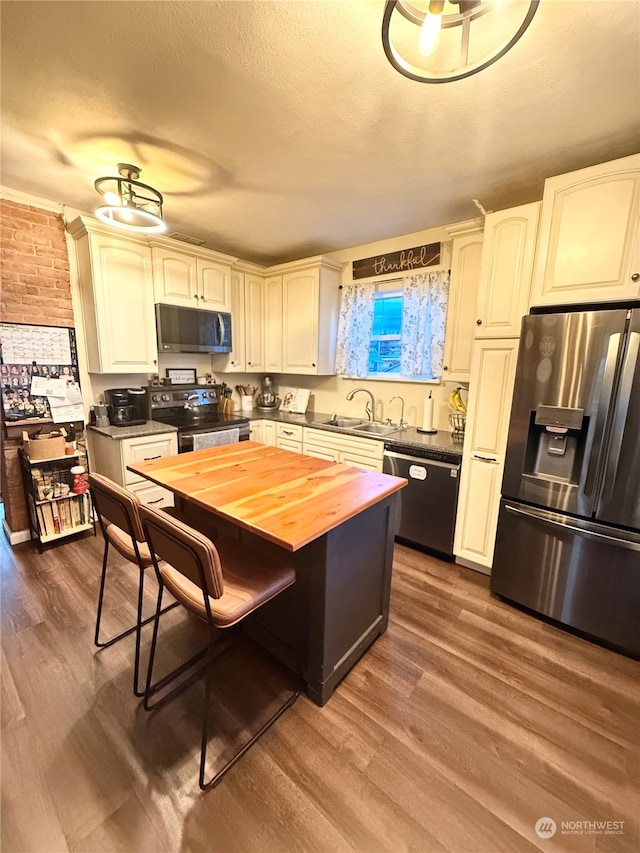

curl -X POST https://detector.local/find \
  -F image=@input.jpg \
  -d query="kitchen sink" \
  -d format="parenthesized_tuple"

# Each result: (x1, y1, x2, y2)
(314, 417, 365, 428)
(351, 422, 402, 436)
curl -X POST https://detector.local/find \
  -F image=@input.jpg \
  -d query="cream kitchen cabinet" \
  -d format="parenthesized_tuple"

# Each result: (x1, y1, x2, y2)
(87, 429, 178, 507)
(263, 257, 342, 375)
(530, 154, 640, 306)
(303, 427, 384, 472)
(250, 419, 276, 446)
(475, 202, 540, 338)
(442, 220, 484, 381)
(69, 217, 158, 373)
(453, 339, 519, 572)
(151, 244, 233, 311)
(276, 422, 304, 452)
(223, 267, 266, 372)
(264, 275, 283, 372)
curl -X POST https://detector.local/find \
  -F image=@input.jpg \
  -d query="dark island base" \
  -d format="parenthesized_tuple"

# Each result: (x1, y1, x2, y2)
(178, 494, 398, 706)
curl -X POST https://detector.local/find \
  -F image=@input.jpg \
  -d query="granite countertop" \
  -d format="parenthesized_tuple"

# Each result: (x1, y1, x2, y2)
(249, 410, 464, 458)
(87, 420, 178, 440)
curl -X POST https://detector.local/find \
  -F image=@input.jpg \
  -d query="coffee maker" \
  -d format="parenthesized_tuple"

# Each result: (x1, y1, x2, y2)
(104, 388, 148, 426)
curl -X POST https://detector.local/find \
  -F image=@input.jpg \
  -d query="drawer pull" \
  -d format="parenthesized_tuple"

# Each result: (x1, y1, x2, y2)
(283, 429, 294, 435)
(144, 455, 162, 460)
(148, 497, 164, 505)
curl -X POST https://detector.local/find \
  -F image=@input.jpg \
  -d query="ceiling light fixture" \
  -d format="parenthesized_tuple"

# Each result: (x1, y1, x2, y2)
(94, 163, 165, 232)
(382, 0, 539, 84)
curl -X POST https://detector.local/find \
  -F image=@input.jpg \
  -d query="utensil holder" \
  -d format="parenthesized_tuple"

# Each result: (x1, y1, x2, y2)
(240, 396, 254, 412)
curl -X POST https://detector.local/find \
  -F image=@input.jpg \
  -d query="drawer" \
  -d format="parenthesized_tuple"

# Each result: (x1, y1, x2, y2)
(303, 427, 384, 461)
(127, 479, 175, 509)
(277, 437, 303, 453)
(122, 434, 178, 485)
(276, 423, 304, 442)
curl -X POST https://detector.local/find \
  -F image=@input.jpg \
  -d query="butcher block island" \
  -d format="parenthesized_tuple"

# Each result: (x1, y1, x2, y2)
(128, 441, 407, 705)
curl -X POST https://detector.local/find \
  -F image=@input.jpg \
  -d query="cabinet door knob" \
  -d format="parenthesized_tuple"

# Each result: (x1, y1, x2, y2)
(631, 272, 640, 282)
(194, 294, 199, 299)
(476, 319, 483, 325)
(443, 365, 448, 371)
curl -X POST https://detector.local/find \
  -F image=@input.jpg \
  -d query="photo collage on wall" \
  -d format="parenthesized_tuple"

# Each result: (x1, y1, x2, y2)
(0, 323, 80, 422)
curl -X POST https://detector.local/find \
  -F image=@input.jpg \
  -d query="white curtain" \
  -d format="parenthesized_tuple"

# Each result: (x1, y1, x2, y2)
(400, 270, 450, 378)
(335, 282, 375, 377)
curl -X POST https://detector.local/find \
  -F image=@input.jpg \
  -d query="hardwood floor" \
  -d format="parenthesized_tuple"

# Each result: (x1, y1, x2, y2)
(1, 522, 638, 852)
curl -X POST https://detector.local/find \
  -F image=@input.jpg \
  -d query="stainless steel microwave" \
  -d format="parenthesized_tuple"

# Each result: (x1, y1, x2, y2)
(155, 303, 232, 354)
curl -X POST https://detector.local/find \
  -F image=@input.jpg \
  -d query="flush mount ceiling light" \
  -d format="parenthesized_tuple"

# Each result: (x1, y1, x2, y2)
(94, 163, 165, 232)
(382, 0, 539, 83)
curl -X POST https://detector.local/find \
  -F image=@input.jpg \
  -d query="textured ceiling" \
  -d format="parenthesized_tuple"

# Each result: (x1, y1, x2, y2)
(1, 1, 639, 266)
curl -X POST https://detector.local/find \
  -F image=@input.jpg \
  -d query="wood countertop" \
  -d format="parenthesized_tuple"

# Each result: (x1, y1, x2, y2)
(127, 441, 407, 552)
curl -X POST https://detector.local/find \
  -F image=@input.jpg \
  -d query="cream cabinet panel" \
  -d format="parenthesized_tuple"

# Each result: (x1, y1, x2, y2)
(70, 220, 158, 373)
(264, 276, 283, 372)
(87, 429, 178, 507)
(476, 202, 540, 338)
(224, 270, 246, 372)
(277, 437, 303, 453)
(249, 420, 264, 443)
(530, 154, 640, 305)
(282, 270, 319, 373)
(262, 420, 277, 446)
(453, 339, 519, 570)
(152, 248, 197, 306)
(197, 258, 231, 310)
(245, 274, 265, 371)
(443, 228, 483, 381)
(276, 422, 304, 454)
(151, 244, 232, 310)
(303, 427, 383, 472)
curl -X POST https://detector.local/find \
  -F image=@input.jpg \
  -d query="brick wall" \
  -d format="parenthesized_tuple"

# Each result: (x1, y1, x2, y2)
(1, 199, 73, 534)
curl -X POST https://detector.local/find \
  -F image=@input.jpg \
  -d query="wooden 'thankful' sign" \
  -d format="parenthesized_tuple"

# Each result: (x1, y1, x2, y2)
(352, 242, 441, 280)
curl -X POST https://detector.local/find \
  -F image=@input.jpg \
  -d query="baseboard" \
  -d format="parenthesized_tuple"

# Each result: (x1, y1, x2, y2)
(2, 519, 32, 546)
(455, 555, 491, 576)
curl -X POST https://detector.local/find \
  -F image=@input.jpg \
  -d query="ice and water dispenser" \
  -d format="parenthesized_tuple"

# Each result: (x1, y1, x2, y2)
(523, 404, 587, 485)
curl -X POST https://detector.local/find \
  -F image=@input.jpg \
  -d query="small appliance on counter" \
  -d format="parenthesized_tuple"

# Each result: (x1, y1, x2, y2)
(104, 388, 148, 426)
(256, 376, 280, 411)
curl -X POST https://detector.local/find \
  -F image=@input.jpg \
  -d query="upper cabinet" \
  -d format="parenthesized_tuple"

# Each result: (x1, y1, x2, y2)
(264, 275, 284, 372)
(442, 219, 484, 382)
(68, 217, 158, 373)
(530, 154, 640, 306)
(475, 202, 541, 338)
(263, 257, 342, 375)
(223, 268, 265, 372)
(151, 243, 233, 311)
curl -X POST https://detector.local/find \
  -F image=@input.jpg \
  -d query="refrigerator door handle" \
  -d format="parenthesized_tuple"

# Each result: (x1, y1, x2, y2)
(583, 332, 621, 497)
(503, 503, 640, 552)
(598, 330, 640, 505)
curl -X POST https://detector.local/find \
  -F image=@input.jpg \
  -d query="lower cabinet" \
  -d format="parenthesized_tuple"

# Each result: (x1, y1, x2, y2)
(275, 422, 304, 452)
(87, 430, 178, 507)
(453, 338, 519, 571)
(303, 427, 384, 472)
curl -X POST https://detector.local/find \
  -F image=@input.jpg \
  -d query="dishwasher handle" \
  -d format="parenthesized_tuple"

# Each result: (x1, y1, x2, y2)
(383, 449, 459, 471)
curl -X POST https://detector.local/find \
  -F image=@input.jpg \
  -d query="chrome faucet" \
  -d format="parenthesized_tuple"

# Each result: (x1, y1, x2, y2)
(390, 395, 407, 428)
(346, 387, 376, 421)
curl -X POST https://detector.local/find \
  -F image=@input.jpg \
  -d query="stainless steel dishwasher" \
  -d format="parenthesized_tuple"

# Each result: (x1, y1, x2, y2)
(383, 441, 461, 558)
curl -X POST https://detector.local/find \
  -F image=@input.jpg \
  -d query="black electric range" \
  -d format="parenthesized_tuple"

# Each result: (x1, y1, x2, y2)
(148, 385, 250, 452)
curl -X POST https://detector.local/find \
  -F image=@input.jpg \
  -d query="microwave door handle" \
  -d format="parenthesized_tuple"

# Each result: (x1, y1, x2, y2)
(598, 330, 639, 505)
(583, 332, 620, 497)
(217, 314, 224, 347)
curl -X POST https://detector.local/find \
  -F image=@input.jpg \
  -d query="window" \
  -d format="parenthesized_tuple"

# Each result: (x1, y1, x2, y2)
(335, 269, 450, 381)
(367, 290, 402, 376)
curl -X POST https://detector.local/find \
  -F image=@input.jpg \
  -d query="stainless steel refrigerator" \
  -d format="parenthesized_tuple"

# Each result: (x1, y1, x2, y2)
(491, 303, 640, 656)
